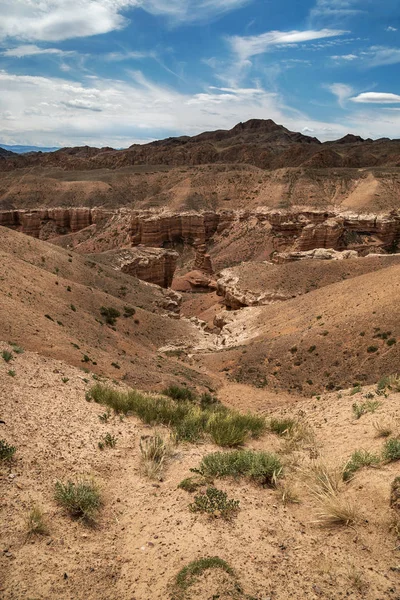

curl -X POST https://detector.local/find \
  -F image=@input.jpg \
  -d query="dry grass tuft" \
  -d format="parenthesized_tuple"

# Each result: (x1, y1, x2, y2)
(373, 419, 394, 438)
(315, 494, 359, 527)
(139, 432, 172, 480)
(26, 505, 49, 537)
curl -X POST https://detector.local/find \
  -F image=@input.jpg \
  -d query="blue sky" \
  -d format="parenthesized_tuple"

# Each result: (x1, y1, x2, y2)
(0, 0, 399, 147)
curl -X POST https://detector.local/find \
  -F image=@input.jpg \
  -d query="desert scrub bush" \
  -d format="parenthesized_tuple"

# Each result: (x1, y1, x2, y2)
(10, 343, 23, 354)
(7, 370, 16, 377)
(0, 439, 16, 461)
(382, 438, 400, 462)
(100, 306, 121, 325)
(54, 477, 102, 524)
(174, 557, 235, 595)
(2, 350, 13, 363)
(350, 384, 361, 396)
(189, 487, 240, 519)
(199, 392, 220, 409)
(123, 306, 135, 318)
(26, 506, 49, 537)
(195, 450, 283, 486)
(352, 400, 381, 419)
(308, 463, 342, 496)
(342, 449, 380, 482)
(139, 433, 171, 479)
(162, 384, 196, 402)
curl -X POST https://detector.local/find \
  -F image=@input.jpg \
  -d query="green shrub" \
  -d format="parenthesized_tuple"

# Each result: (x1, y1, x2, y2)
(7, 370, 16, 377)
(98, 433, 117, 449)
(199, 392, 219, 409)
(367, 346, 378, 353)
(100, 306, 121, 325)
(162, 384, 196, 402)
(343, 449, 380, 481)
(189, 487, 240, 519)
(54, 478, 102, 523)
(123, 306, 136, 318)
(10, 343, 23, 354)
(196, 450, 282, 486)
(2, 350, 13, 363)
(0, 439, 16, 461)
(382, 439, 400, 462)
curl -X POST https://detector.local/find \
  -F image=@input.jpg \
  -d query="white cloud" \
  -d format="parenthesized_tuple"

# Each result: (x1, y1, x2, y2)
(351, 92, 400, 104)
(326, 82, 354, 107)
(228, 28, 346, 61)
(386, 26, 397, 32)
(0, 0, 252, 42)
(310, 0, 363, 22)
(1, 45, 75, 58)
(330, 46, 400, 67)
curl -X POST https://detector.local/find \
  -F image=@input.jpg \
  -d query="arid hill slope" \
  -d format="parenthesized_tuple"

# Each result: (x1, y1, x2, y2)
(0, 226, 212, 391)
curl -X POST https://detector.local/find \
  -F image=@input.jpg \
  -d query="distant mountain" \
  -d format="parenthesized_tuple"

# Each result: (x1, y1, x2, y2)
(0, 118, 399, 170)
(0, 144, 59, 154)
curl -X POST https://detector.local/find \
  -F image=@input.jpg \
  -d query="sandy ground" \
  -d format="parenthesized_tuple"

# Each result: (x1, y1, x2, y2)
(2, 345, 400, 600)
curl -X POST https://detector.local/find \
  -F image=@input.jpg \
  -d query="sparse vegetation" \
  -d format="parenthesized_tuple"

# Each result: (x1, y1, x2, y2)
(343, 449, 380, 481)
(123, 306, 135, 318)
(269, 417, 296, 436)
(352, 400, 381, 419)
(195, 450, 283, 486)
(7, 370, 16, 377)
(382, 438, 400, 462)
(189, 487, 240, 519)
(174, 557, 235, 595)
(87, 384, 265, 446)
(163, 384, 196, 402)
(315, 494, 359, 527)
(54, 477, 102, 524)
(98, 432, 117, 449)
(373, 419, 393, 438)
(26, 506, 49, 537)
(100, 306, 121, 325)
(2, 350, 13, 363)
(0, 439, 16, 461)
(178, 475, 212, 493)
(139, 433, 170, 479)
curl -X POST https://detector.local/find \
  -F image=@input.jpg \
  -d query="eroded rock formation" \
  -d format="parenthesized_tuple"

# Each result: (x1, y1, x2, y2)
(88, 247, 179, 288)
(274, 248, 358, 263)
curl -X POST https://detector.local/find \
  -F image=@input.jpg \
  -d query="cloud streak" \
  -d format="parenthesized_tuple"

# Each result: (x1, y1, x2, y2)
(228, 28, 347, 61)
(351, 92, 400, 103)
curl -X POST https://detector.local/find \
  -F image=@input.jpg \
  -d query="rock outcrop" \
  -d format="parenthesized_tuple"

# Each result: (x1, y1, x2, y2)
(274, 248, 358, 263)
(216, 268, 289, 309)
(88, 247, 179, 288)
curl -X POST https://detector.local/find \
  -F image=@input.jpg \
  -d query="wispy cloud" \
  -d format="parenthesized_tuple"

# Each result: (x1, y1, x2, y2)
(326, 82, 354, 107)
(351, 92, 400, 103)
(310, 0, 364, 23)
(228, 28, 347, 61)
(1, 45, 75, 58)
(386, 26, 397, 32)
(0, 0, 252, 43)
(331, 46, 400, 67)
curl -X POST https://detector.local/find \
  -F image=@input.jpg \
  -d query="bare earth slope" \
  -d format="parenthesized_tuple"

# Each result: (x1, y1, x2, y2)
(0, 226, 212, 391)
(198, 262, 400, 394)
(2, 348, 400, 599)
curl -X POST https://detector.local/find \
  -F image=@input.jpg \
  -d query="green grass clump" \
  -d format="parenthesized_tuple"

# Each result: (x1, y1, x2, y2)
(189, 487, 240, 519)
(54, 478, 102, 524)
(196, 450, 282, 486)
(98, 433, 117, 449)
(87, 384, 265, 446)
(0, 439, 16, 461)
(343, 449, 380, 481)
(269, 417, 296, 436)
(175, 557, 234, 593)
(382, 438, 400, 463)
(2, 350, 13, 363)
(352, 400, 381, 419)
(207, 411, 265, 447)
(162, 384, 196, 402)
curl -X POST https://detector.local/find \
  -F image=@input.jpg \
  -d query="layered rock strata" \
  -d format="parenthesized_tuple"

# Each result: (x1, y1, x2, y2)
(88, 247, 179, 288)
